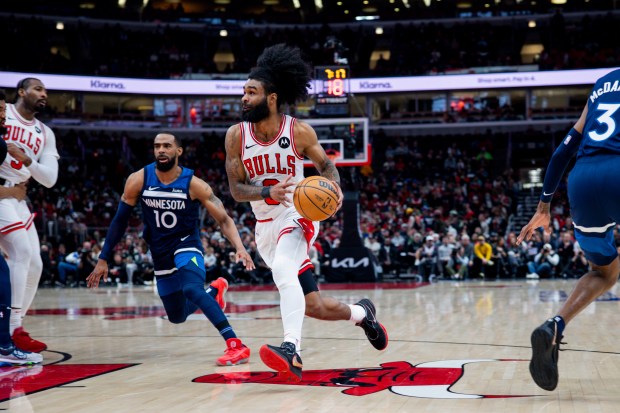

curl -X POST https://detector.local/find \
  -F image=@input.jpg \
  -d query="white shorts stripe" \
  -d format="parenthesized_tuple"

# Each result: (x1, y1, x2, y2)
(154, 268, 178, 276)
(0, 222, 25, 234)
(174, 247, 203, 256)
(573, 221, 616, 233)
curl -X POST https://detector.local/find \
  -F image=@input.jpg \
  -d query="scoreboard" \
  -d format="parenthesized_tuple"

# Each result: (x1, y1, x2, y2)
(314, 66, 350, 115)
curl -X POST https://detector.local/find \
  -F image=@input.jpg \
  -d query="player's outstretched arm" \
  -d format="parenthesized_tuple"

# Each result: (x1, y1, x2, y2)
(295, 121, 343, 210)
(517, 105, 588, 245)
(87, 170, 143, 288)
(191, 177, 255, 271)
(517, 202, 552, 245)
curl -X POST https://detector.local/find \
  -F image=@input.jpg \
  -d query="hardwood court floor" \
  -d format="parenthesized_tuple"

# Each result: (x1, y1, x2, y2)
(2, 279, 620, 413)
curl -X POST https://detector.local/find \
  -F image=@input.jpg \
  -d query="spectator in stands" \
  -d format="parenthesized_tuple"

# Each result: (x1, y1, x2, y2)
(565, 243, 589, 279)
(57, 246, 80, 287)
(39, 244, 54, 286)
(526, 243, 560, 279)
(472, 235, 494, 278)
(437, 235, 455, 278)
(453, 246, 470, 279)
(416, 235, 438, 280)
(493, 236, 515, 278)
(204, 247, 219, 282)
(77, 241, 98, 287)
(108, 252, 128, 284)
(556, 231, 575, 276)
(378, 237, 401, 277)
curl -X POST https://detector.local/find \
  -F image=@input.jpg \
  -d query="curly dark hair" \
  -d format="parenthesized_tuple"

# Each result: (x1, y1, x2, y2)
(249, 43, 312, 108)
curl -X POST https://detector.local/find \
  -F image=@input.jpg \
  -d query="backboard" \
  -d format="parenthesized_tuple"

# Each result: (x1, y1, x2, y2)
(304, 117, 370, 167)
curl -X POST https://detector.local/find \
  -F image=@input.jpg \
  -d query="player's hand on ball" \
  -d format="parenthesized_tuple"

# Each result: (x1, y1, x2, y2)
(269, 175, 295, 207)
(332, 180, 343, 211)
(7, 143, 32, 166)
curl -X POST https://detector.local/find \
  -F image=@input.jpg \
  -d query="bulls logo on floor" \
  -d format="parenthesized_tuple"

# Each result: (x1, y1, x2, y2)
(195, 359, 533, 399)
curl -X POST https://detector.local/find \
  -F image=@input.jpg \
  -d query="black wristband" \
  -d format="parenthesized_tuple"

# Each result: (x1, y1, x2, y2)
(261, 186, 271, 199)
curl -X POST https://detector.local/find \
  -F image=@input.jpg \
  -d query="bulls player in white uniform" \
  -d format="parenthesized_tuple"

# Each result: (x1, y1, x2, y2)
(0, 78, 59, 353)
(225, 44, 387, 382)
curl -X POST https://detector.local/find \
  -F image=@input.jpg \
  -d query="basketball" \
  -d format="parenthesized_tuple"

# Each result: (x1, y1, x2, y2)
(293, 176, 339, 222)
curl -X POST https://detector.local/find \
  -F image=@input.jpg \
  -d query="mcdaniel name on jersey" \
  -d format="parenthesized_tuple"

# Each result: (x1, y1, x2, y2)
(590, 80, 620, 103)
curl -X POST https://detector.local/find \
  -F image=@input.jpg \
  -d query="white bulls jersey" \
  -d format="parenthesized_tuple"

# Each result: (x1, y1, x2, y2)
(0, 103, 59, 184)
(240, 114, 305, 221)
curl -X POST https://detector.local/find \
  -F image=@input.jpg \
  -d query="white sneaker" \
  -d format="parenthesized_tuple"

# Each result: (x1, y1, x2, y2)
(0, 345, 43, 365)
(526, 273, 540, 279)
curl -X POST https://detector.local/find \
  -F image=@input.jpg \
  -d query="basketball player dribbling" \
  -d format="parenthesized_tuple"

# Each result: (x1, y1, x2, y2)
(225, 44, 388, 382)
(0, 78, 60, 353)
(518, 67, 620, 391)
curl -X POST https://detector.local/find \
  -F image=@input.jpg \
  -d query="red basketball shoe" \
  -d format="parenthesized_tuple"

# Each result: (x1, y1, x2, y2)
(11, 327, 47, 353)
(209, 277, 229, 311)
(216, 338, 250, 366)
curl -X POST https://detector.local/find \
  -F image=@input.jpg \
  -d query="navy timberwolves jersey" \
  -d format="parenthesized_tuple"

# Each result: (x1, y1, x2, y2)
(140, 163, 202, 274)
(578, 68, 620, 159)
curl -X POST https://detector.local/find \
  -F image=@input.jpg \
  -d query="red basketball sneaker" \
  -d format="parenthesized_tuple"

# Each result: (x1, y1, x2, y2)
(216, 338, 250, 366)
(209, 277, 229, 311)
(11, 327, 47, 353)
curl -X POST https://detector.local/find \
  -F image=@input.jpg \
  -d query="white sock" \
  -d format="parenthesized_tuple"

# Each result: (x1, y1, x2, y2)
(10, 308, 22, 335)
(283, 337, 301, 355)
(349, 304, 366, 323)
(279, 283, 305, 351)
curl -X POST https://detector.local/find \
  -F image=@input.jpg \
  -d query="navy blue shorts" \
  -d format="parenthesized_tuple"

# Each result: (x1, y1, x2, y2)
(568, 155, 620, 266)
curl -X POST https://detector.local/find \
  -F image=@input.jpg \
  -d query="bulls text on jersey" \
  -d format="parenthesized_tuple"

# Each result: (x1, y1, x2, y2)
(3, 125, 43, 155)
(243, 153, 297, 180)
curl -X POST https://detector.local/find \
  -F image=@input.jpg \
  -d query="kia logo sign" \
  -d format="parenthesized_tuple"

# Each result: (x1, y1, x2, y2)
(330, 257, 370, 269)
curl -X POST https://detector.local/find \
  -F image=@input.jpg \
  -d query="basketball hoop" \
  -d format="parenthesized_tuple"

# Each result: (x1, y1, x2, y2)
(325, 148, 342, 162)
(304, 117, 370, 167)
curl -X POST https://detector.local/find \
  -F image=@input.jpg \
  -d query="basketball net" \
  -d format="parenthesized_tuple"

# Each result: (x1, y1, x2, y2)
(325, 148, 342, 162)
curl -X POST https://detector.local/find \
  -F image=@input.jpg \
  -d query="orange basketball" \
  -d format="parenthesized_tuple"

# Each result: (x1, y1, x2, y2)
(293, 176, 339, 222)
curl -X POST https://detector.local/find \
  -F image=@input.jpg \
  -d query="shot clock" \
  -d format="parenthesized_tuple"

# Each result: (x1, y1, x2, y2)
(314, 66, 350, 115)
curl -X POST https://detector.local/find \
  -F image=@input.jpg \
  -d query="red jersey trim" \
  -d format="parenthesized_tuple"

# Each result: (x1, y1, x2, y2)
(276, 226, 295, 243)
(39, 120, 47, 155)
(298, 260, 314, 275)
(8, 105, 36, 127)
(248, 114, 286, 146)
(290, 117, 303, 160)
(239, 122, 245, 159)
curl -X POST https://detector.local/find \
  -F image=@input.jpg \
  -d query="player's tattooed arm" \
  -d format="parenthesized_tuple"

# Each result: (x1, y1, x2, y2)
(297, 121, 343, 209)
(315, 156, 340, 185)
(224, 125, 264, 202)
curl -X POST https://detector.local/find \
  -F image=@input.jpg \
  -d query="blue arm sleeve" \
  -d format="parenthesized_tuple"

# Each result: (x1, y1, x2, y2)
(99, 201, 134, 262)
(540, 128, 583, 203)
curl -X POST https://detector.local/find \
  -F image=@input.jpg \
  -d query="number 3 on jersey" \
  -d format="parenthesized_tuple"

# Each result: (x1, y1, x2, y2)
(262, 179, 280, 205)
(10, 147, 26, 170)
(589, 103, 620, 141)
